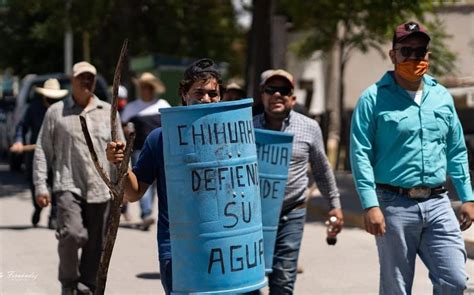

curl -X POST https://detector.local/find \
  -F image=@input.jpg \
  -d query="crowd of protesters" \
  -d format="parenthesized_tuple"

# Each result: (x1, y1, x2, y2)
(4, 20, 474, 295)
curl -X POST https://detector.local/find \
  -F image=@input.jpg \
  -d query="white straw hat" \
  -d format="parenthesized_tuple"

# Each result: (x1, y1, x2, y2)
(35, 79, 69, 99)
(133, 72, 166, 94)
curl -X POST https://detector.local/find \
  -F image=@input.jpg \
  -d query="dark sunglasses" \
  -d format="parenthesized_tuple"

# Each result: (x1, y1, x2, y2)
(395, 46, 428, 58)
(263, 86, 293, 96)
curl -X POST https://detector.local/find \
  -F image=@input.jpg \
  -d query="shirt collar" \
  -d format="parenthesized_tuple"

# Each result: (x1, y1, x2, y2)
(64, 94, 103, 111)
(377, 71, 438, 88)
(261, 110, 294, 131)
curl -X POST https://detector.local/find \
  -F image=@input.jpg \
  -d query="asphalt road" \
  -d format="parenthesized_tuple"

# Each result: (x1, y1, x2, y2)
(1, 163, 473, 294)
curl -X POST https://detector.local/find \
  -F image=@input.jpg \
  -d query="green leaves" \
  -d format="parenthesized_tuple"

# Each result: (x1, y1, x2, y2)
(278, 0, 456, 76)
(0, 0, 245, 78)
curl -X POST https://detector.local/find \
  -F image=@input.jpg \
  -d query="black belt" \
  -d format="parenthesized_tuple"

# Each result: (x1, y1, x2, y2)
(280, 200, 307, 217)
(376, 183, 446, 199)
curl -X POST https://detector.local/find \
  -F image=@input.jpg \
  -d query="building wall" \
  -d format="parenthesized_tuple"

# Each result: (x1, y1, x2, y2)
(285, 5, 474, 113)
(286, 33, 327, 115)
(344, 5, 474, 109)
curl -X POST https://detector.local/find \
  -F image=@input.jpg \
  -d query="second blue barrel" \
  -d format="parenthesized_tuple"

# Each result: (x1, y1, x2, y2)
(160, 99, 266, 294)
(255, 128, 294, 273)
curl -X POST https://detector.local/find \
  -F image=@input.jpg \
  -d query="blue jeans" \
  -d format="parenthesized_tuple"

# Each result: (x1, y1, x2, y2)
(159, 259, 172, 295)
(132, 149, 155, 218)
(266, 207, 306, 295)
(376, 189, 467, 295)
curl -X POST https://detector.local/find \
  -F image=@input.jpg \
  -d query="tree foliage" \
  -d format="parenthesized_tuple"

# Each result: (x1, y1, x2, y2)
(275, 0, 458, 169)
(277, 0, 456, 77)
(0, 0, 245, 79)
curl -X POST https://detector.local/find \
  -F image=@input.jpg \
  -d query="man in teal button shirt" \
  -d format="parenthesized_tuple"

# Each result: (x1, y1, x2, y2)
(350, 21, 474, 294)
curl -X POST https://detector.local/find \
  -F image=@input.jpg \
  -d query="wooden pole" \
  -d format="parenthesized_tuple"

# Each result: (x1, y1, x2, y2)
(79, 39, 135, 295)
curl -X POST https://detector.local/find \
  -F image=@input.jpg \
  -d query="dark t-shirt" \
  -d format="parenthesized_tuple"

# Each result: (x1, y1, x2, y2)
(15, 98, 49, 178)
(15, 98, 48, 145)
(130, 114, 162, 150)
(132, 128, 170, 260)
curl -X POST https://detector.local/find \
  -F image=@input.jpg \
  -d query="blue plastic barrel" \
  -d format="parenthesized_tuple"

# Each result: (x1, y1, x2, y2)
(160, 99, 266, 294)
(254, 128, 293, 273)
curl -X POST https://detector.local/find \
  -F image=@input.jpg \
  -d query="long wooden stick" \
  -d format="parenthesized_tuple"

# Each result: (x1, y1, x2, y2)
(111, 40, 128, 142)
(79, 39, 134, 295)
(79, 116, 118, 196)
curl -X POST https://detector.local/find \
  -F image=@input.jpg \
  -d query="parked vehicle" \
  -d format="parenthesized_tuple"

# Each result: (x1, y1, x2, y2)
(1, 73, 110, 171)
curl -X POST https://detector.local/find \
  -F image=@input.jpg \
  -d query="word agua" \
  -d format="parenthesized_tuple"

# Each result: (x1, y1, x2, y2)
(208, 238, 264, 274)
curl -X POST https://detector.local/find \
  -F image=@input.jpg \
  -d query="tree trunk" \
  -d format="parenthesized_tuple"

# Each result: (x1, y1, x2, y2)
(335, 39, 346, 170)
(324, 46, 341, 168)
(83, 31, 90, 62)
(246, 0, 274, 114)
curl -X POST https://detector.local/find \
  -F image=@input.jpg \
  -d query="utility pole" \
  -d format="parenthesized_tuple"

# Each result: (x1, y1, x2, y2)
(64, 0, 73, 75)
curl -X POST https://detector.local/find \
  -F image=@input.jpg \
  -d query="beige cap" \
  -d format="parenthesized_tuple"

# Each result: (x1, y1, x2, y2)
(260, 69, 295, 88)
(226, 82, 243, 91)
(35, 78, 69, 99)
(72, 61, 97, 77)
(133, 72, 166, 94)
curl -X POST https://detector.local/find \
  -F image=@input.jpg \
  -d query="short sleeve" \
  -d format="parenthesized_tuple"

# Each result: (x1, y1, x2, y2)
(132, 129, 162, 184)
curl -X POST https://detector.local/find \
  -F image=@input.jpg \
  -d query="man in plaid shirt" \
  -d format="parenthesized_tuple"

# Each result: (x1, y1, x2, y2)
(252, 69, 344, 294)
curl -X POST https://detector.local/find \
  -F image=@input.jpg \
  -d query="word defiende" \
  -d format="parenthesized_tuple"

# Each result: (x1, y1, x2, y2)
(177, 120, 255, 146)
(191, 163, 259, 229)
(208, 238, 264, 275)
(256, 143, 290, 166)
(191, 163, 259, 192)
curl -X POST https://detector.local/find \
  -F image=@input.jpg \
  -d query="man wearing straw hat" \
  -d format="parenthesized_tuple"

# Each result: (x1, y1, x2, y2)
(33, 61, 124, 294)
(10, 78, 68, 229)
(120, 72, 170, 230)
(106, 58, 223, 294)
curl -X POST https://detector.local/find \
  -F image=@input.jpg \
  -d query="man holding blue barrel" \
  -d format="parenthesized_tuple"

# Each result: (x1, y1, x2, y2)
(252, 69, 344, 294)
(106, 58, 223, 294)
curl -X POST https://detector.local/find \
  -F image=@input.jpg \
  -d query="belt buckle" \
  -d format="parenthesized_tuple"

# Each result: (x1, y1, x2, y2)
(407, 187, 431, 199)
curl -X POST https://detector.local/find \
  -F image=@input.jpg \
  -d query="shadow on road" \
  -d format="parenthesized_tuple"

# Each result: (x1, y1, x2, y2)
(0, 224, 53, 230)
(136, 272, 161, 280)
(119, 222, 152, 231)
(0, 162, 29, 198)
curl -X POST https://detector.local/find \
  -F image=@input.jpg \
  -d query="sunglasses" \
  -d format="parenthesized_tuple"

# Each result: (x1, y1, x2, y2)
(263, 86, 293, 96)
(395, 46, 428, 58)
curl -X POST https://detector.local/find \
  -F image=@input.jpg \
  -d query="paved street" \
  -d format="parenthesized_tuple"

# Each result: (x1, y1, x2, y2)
(1, 162, 473, 294)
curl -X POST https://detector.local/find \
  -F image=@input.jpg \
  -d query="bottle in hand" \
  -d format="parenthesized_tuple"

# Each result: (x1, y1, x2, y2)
(326, 216, 338, 245)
